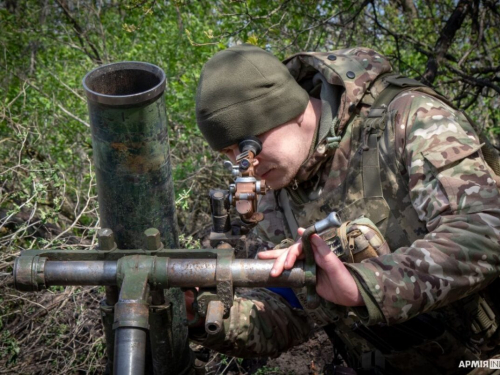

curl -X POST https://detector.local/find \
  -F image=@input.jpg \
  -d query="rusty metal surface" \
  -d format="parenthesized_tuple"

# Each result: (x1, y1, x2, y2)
(209, 232, 249, 258)
(113, 260, 150, 375)
(13, 255, 46, 291)
(166, 259, 217, 287)
(216, 249, 234, 316)
(205, 300, 224, 335)
(15, 255, 314, 289)
(196, 291, 219, 318)
(230, 259, 313, 287)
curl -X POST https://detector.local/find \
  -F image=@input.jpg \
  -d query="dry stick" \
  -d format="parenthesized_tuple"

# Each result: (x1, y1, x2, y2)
(46, 71, 86, 102)
(11, 74, 90, 128)
(0, 194, 38, 232)
(42, 157, 95, 248)
(8, 293, 69, 336)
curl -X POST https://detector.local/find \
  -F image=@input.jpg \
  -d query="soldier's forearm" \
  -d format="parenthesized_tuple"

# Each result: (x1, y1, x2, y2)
(347, 210, 500, 325)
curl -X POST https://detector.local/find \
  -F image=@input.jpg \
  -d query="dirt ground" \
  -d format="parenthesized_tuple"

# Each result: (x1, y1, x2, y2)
(263, 329, 334, 374)
(200, 329, 334, 375)
(1, 278, 334, 375)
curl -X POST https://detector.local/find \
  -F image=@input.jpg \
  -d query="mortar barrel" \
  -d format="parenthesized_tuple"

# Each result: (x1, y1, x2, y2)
(82, 62, 189, 375)
(83, 62, 178, 249)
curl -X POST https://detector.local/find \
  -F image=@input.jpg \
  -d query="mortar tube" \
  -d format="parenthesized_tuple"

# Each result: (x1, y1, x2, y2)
(83, 62, 178, 250)
(83, 62, 191, 374)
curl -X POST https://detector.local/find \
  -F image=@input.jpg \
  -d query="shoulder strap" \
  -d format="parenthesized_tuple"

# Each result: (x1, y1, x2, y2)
(369, 74, 427, 110)
(359, 76, 419, 200)
(279, 189, 300, 241)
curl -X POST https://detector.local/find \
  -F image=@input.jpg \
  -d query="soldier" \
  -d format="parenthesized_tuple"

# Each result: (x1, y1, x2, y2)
(190, 44, 500, 374)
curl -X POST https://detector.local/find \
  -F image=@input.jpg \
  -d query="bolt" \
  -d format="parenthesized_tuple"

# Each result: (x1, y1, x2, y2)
(144, 228, 162, 250)
(98, 228, 116, 250)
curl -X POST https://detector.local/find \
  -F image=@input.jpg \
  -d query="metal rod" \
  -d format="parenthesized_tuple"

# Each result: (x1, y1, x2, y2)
(149, 303, 172, 375)
(100, 301, 115, 375)
(230, 259, 313, 287)
(302, 225, 321, 309)
(44, 261, 117, 285)
(40, 259, 312, 288)
(205, 301, 224, 335)
(114, 328, 147, 375)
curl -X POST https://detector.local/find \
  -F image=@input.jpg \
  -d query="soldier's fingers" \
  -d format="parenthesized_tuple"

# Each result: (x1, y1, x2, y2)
(270, 251, 289, 277)
(284, 243, 303, 269)
(257, 249, 287, 259)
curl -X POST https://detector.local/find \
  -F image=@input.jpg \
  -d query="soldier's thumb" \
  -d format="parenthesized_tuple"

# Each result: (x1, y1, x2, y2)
(310, 233, 339, 268)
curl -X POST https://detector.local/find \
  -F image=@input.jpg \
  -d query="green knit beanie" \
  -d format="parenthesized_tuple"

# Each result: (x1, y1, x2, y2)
(196, 44, 309, 151)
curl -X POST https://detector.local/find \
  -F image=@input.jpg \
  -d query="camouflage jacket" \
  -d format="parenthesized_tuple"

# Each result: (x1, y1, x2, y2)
(192, 48, 500, 373)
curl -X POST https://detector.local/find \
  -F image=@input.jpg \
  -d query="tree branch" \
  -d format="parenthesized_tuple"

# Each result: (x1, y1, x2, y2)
(444, 62, 500, 94)
(54, 0, 102, 64)
(421, 0, 472, 85)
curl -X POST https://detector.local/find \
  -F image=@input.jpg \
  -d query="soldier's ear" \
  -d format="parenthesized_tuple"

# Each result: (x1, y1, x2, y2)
(296, 111, 305, 125)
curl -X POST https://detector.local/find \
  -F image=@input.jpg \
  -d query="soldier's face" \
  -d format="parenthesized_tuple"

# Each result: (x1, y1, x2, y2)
(221, 98, 320, 190)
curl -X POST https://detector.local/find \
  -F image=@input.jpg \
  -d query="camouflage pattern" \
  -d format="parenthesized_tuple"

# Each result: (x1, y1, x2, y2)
(193, 47, 500, 372)
(189, 288, 312, 358)
(346, 90, 500, 326)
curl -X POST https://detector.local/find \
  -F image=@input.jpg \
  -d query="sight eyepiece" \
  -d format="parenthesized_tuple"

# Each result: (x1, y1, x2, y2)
(238, 136, 262, 156)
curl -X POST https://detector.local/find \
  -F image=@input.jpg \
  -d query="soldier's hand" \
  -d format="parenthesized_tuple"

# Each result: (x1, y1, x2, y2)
(184, 289, 204, 327)
(258, 228, 364, 307)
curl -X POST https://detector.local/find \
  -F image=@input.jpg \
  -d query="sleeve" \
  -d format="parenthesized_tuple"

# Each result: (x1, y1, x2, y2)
(346, 91, 500, 325)
(189, 288, 313, 358)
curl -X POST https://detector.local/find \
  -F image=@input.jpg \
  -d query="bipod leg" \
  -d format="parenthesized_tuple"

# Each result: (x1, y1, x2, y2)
(113, 261, 150, 375)
(149, 289, 196, 375)
(100, 289, 117, 374)
(149, 289, 172, 375)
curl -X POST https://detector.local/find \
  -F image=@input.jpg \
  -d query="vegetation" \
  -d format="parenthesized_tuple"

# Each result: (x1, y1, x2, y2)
(1, 0, 499, 373)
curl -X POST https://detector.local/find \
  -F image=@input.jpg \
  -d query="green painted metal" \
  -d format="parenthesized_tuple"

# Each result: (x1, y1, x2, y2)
(83, 62, 178, 250)
(82, 62, 190, 374)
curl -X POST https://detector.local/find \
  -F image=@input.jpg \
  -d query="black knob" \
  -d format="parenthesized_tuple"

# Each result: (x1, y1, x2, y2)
(238, 136, 262, 156)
